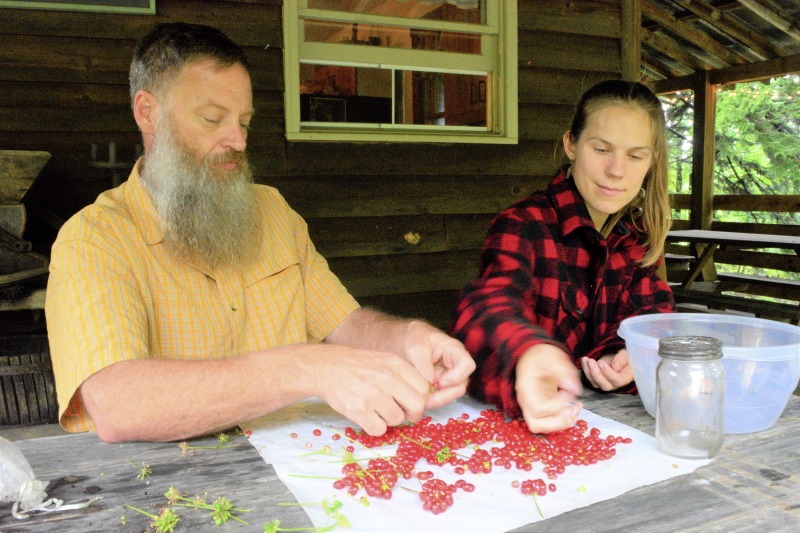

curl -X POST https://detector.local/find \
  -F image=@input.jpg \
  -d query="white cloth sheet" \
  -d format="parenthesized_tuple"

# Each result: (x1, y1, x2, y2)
(243, 397, 710, 532)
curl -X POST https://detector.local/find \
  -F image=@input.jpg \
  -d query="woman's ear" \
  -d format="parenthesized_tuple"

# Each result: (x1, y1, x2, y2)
(562, 131, 576, 161)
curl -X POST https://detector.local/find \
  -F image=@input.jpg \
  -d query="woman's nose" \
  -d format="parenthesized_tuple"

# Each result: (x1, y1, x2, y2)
(606, 153, 624, 177)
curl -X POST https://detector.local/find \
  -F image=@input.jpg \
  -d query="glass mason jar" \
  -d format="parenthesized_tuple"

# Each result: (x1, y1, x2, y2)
(656, 335, 725, 459)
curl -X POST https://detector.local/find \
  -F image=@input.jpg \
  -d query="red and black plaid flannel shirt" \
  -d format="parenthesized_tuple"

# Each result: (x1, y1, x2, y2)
(448, 168, 675, 419)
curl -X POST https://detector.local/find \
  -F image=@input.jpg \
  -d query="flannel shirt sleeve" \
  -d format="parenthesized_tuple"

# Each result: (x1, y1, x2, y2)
(449, 210, 566, 418)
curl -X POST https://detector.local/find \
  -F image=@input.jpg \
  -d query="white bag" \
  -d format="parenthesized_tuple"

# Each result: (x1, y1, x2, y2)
(0, 436, 100, 519)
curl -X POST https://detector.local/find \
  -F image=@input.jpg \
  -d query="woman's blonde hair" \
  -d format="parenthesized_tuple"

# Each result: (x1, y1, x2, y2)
(567, 80, 671, 267)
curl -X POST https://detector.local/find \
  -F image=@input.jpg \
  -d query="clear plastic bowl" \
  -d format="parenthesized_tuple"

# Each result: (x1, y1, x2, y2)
(618, 313, 800, 434)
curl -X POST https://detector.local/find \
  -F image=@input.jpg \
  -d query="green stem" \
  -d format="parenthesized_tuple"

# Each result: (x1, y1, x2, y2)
(287, 474, 340, 480)
(229, 514, 249, 525)
(123, 503, 156, 520)
(399, 433, 471, 461)
(532, 493, 544, 519)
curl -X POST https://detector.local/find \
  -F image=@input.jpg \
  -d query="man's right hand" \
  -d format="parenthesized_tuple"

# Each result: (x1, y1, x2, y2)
(515, 343, 583, 434)
(312, 346, 431, 436)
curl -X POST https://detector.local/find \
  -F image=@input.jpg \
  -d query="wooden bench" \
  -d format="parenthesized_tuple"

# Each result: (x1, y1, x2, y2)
(671, 287, 800, 324)
(716, 272, 800, 301)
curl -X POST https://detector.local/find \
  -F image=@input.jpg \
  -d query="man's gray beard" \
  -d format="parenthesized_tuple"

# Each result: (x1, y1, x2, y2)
(140, 122, 259, 268)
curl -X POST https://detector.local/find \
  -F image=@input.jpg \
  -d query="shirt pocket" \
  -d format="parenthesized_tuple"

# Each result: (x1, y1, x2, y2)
(243, 262, 308, 349)
(557, 281, 590, 334)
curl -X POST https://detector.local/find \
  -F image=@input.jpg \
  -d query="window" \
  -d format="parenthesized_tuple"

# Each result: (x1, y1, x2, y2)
(283, 0, 517, 143)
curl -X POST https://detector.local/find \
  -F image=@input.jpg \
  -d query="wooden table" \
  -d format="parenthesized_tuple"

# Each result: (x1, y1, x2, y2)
(2, 392, 799, 533)
(666, 229, 800, 321)
(666, 229, 800, 288)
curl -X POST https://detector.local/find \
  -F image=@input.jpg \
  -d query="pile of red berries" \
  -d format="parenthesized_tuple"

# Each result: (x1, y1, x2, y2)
(328, 410, 631, 514)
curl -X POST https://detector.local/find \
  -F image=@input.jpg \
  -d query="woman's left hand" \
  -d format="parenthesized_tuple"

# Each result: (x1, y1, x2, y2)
(580, 349, 634, 391)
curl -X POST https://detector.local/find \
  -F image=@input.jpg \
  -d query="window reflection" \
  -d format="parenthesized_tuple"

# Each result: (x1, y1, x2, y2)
(307, 0, 482, 23)
(304, 20, 481, 53)
(300, 64, 487, 127)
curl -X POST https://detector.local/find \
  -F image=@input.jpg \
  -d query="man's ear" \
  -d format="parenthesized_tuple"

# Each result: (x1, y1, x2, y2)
(562, 131, 576, 161)
(133, 90, 158, 136)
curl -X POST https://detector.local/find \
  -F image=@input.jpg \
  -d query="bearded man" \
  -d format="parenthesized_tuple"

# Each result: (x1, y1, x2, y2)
(45, 22, 474, 443)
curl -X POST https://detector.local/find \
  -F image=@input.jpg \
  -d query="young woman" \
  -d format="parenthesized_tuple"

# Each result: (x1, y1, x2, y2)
(449, 80, 675, 434)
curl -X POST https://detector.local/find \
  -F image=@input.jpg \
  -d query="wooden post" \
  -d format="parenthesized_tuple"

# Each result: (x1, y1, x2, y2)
(690, 70, 716, 231)
(690, 70, 718, 281)
(620, 0, 641, 81)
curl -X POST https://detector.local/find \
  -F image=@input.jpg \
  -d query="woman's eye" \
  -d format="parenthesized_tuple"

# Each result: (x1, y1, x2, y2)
(594, 146, 609, 153)
(203, 117, 221, 125)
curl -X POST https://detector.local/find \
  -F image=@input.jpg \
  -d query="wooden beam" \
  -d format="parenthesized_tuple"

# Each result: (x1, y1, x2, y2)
(642, 49, 695, 79)
(620, 0, 641, 81)
(710, 53, 800, 84)
(737, 0, 800, 42)
(641, 27, 719, 71)
(653, 73, 695, 93)
(654, 54, 800, 93)
(641, 56, 672, 80)
(641, 0, 747, 67)
(690, 71, 717, 233)
(671, 0, 788, 60)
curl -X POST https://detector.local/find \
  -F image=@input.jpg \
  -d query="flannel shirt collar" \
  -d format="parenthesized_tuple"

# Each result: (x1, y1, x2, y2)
(549, 166, 636, 241)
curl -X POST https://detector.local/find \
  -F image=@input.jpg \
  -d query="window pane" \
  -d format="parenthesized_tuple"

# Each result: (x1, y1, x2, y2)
(300, 65, 391, 123)
(307, 0, 482, 23)
(397, 70, 487, 126)
(304, 19, 481, 53)
(299, 63, 487, 127)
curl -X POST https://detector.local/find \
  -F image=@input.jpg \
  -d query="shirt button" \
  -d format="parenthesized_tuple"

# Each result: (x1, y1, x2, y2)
(231, 304, 238, 311)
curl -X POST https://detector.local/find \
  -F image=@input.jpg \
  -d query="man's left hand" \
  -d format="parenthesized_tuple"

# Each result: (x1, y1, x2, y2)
(401, 321, 476, 409)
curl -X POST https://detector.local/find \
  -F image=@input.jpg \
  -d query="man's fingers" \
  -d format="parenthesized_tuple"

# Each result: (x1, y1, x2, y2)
(426, 382, 468, 410)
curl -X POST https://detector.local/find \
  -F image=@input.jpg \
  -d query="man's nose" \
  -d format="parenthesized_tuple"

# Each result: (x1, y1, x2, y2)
(221, 121, 247, 152)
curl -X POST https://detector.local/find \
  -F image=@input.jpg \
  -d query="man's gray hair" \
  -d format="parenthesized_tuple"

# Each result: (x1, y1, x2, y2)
(129, 22, 250, 106)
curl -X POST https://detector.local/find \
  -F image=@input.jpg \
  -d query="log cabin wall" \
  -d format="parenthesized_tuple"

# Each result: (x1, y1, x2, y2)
(0, 0, 623, 329)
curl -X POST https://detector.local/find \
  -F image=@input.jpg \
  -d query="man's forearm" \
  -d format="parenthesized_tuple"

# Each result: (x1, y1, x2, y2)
(326, 307, 422, 357)
(80, 346, 315, 442)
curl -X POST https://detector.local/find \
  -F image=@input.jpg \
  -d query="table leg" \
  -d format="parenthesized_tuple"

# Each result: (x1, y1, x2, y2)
(681, 243, 719, 288)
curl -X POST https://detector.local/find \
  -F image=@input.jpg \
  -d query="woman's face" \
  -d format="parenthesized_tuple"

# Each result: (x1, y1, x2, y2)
(563, 104, 654, 230)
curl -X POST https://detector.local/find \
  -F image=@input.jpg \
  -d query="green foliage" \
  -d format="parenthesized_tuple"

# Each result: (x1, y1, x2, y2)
(662, 74, 800, 227)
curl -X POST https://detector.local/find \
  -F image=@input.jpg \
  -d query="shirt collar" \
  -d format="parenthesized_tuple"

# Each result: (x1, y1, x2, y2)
(550, 166, 637, 241)
(126, 158, 164, 246)
(549, 166, 596, 237)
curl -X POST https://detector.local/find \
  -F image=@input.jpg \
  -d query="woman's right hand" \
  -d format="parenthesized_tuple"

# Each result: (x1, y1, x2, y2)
(515, 343, 583, 434)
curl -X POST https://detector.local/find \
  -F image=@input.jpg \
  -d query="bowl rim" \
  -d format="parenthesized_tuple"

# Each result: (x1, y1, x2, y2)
(618, 313, 800, 362)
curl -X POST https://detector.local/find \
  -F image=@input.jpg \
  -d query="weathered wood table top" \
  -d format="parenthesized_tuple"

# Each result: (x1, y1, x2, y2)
(666, 229, 800, 252)
(1, 392, 798, 533)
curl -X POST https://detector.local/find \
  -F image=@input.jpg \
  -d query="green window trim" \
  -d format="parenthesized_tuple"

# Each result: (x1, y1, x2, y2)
(283, 0, 518, 144)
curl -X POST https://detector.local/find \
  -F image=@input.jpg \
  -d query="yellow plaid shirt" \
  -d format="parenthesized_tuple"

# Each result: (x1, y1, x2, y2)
(46, 161, 359, 432)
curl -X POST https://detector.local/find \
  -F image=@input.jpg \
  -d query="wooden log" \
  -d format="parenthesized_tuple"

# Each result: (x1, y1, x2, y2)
(519, 29, 620, 73)
(269, 174, 544, 218)
(308, 215, 449, 258)
(518, 68, 618, 105)
(518, 0, 620, 38)
(328, 250, 479, 298)
(284, 140, 559, 177)
(358, 290, 461, 329)
(0, 0, 282, 48)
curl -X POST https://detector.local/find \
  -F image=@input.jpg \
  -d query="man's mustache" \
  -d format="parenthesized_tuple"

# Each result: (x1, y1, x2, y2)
(208, 151, 247, 165)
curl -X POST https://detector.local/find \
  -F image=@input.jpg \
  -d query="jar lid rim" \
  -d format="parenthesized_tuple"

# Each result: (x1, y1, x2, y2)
(658, 335, 723, 360)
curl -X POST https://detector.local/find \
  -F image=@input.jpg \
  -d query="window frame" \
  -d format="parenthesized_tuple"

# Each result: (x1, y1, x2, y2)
(282, 0, 518, 144)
